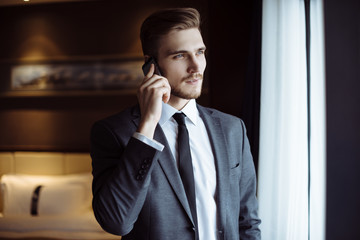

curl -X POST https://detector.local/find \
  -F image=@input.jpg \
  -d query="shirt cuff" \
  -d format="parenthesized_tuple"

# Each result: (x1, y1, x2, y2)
(133, 132, 164, 151)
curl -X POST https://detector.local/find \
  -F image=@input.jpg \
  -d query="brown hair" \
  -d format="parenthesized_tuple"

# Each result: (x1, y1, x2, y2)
(140, 8, 201, 57)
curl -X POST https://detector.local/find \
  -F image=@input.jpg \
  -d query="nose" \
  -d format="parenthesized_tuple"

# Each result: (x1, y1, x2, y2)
(187, 55, 201, 74)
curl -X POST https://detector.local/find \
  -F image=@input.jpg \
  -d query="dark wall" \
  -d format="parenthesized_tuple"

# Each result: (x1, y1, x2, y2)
(0, 0, 211, 152)
(208, 0, 261, 168)
(0, 0, 257, 152)
(324, 0, 360, 238)
(207, 1, 254, 117)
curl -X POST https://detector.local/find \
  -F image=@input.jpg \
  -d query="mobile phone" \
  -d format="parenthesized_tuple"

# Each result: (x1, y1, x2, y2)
(142, 57, 162, 76)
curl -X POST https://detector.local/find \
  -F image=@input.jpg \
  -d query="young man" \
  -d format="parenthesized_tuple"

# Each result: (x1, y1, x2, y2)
(91, 8, 261, 240)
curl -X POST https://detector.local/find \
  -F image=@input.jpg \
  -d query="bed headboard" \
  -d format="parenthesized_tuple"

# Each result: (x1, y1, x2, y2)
(0, 151, 92, 212)
(0, 152, 92, 176)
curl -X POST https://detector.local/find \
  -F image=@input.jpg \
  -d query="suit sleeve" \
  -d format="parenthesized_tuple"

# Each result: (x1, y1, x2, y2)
(238, 120, 261, 239)
(90, 121, 161, 236)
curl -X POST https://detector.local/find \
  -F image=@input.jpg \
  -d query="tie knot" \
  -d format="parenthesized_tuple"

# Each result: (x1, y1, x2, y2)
(173, 112, 186, 126)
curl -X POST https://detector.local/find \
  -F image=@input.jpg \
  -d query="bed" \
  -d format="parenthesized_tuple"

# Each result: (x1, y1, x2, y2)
(0, 151, 121, 240)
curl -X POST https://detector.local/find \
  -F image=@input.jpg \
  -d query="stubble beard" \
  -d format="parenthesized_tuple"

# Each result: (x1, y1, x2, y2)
(170, 73, 203, 100)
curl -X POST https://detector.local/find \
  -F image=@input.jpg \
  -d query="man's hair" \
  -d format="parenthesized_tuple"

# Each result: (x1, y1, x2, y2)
(140, 8, 201, 58)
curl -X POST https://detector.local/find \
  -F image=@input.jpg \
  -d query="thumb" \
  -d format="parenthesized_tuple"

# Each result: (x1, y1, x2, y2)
(145, 64, 155, 78)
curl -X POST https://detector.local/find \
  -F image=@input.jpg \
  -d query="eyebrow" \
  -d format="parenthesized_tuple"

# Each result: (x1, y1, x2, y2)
(166, 46, 206, 56)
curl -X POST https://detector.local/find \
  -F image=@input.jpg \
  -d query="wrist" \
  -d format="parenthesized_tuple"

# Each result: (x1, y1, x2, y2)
(137, 119, 158, 139)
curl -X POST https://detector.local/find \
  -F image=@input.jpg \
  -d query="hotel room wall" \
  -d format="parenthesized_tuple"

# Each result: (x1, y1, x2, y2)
(0, 0, 254, 152)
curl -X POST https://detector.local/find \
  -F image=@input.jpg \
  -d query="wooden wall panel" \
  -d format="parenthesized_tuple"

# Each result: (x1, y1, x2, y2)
(0, 0, 254, 152)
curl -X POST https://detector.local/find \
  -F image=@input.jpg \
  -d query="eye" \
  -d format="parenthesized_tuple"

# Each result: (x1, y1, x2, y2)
(173, 53, 184, 59)
(197, 49, 205, 56)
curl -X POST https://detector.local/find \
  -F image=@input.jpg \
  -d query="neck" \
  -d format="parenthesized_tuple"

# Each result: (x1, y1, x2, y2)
(168, 95, 191, 110)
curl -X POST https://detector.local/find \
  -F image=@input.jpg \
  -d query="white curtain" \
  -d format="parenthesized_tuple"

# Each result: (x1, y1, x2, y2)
(309, 1, 326, 239)
(257, 0, 326, 239)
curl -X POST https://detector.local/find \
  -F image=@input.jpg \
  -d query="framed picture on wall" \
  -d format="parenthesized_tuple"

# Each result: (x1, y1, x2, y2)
(10, 58, 144, 91)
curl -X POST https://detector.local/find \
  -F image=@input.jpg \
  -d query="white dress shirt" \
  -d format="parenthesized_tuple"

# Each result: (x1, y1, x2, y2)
(134, 99, 217, 240)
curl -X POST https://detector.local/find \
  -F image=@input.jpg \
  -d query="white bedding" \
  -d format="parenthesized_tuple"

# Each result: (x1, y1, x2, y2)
(0, 211, 121, 239)
(1, 174, 93, 216)
(0, 173, 121, 239)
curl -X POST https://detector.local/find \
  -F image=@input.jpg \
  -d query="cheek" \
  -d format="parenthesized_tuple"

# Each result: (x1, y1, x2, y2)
(201, 56, 207, 68)
(201, 59, 207, 72)
(163, 63, 184, 78)
(195, 56, 207, 74)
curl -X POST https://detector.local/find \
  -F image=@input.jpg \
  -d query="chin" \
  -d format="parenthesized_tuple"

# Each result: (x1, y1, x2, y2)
(171, 84, 203, 100)
(175, 91, 201, 100)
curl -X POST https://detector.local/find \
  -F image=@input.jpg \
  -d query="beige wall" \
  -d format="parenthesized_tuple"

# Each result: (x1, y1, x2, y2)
(0, 152, 92, 177)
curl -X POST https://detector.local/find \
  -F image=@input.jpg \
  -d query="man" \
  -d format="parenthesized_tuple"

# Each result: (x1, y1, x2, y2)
(91, 8, 261, 240)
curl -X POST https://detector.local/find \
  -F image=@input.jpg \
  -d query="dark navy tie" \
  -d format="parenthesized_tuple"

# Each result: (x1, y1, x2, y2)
(173, 112, 198, 237)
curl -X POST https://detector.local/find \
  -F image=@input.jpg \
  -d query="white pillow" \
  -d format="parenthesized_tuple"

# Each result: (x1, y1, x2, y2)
(38, 184, 85, 215)
(0, 173, 92, 216)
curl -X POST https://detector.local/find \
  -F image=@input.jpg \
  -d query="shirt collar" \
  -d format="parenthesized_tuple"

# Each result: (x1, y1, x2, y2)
(159, 99, 199, 127)
(181, 99, 198, 126)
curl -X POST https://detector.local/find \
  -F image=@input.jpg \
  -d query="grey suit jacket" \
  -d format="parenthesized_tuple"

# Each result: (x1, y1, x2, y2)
(90, 104, 261, 240)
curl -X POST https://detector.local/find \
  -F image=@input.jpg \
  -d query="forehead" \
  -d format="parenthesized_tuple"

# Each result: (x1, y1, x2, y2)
(157, 28, 205, 55)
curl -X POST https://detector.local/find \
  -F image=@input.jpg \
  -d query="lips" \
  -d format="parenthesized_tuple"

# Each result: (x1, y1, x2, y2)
(183, 73, 203, 84)
(185, 78, 201, 85)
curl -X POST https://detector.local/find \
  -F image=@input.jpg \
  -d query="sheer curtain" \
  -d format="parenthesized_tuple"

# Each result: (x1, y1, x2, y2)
(309, 1, 326, 239)
(257, 0, 325, 239)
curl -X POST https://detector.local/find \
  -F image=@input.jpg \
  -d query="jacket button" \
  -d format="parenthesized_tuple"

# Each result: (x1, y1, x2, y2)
(138, 169, 147, 175)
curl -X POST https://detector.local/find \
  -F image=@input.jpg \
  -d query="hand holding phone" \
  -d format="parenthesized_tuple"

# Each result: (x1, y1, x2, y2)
(137, 57, 170, 139)
(142, 57, 162, 76)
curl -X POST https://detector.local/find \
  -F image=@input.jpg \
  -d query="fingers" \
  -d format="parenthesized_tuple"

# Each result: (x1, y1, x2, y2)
(139, 77, 170, 101)
(144, 64, 155, 80)
(136, 64, 170, 138)
(141, 64, 163, 89)
(162, 83, 170, 103)
(139, 64, 171, 104)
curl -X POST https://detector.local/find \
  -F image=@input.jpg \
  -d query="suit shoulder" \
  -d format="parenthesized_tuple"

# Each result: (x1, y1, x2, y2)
(92, 105, 139, 131)
(197, 105, 248, 136)
(198, 105, 243, 122)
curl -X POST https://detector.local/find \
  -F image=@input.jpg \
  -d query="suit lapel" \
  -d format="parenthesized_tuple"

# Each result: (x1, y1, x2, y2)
(154, 127, 195, 224)
(197, 105, 230, 231)
(131, 105, 194, 225)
